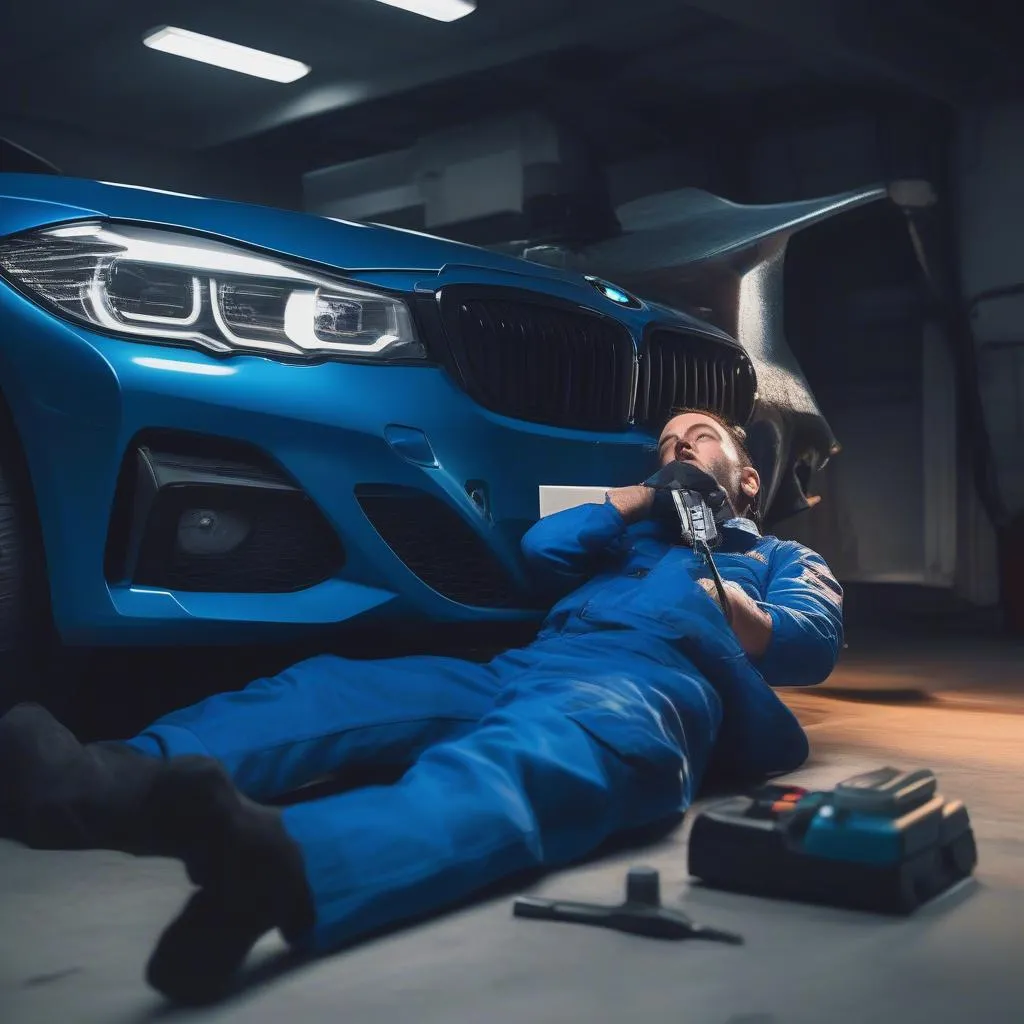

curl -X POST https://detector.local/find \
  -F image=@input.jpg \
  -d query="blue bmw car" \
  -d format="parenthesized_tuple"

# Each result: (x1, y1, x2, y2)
(0, 165, 885, 674)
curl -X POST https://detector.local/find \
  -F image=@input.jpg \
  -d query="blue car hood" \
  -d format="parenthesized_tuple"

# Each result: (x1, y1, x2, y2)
(0, 173, 580, 284)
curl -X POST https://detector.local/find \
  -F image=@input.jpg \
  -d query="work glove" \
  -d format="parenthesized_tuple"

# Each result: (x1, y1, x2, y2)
(642, 461, 733, 533)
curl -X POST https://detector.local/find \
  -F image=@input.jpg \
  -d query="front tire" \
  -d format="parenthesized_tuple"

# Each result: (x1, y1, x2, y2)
(0, 420, 62, 713)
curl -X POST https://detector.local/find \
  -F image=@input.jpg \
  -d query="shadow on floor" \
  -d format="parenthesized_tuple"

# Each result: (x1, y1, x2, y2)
(810, 687, 937, 706)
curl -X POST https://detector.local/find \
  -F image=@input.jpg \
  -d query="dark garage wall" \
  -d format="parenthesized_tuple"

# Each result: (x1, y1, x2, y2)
(956, 103, 1024, 520)
(738, 110, 1001, 610)
(0, 115, 301, 211)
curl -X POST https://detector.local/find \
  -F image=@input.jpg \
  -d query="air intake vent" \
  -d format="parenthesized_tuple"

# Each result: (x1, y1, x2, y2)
(356, 485, 523, 608)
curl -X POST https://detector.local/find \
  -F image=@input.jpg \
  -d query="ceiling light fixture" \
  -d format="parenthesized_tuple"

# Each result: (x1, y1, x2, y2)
(143, 26, 310, 83)
(371, 0, 476, 23)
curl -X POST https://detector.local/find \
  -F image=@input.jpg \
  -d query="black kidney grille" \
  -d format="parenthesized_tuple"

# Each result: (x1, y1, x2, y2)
(356, 486, 523, 608)
(442, 293, 635, 431)
(638, 329, 756, 428)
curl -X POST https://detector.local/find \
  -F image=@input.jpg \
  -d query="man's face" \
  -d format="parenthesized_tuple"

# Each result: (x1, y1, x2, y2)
(656, 412, 759, 513)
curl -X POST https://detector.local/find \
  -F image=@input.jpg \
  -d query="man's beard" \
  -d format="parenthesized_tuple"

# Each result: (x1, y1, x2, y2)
(704, 458, 743, 517)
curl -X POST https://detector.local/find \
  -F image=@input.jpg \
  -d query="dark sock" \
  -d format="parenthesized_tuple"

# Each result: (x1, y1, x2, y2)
(146, 889, 269, 1006)
(143, 758, 314, 1004)
(0, 702, 162, 851)
(0, 702, 315, 1001)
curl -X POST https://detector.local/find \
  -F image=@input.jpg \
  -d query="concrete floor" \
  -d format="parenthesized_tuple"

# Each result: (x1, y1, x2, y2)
(1, 634, 1023, 1024)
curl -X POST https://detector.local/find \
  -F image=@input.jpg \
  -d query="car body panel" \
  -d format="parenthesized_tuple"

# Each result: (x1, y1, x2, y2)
(588, 184, 889, 268)
(0, 173, 602, 286)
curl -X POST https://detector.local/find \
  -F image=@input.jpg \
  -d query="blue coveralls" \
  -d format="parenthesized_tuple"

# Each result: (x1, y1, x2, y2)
(126, 500, 843, 953)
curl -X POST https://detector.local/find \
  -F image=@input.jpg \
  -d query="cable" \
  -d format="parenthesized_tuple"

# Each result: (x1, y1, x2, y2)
(696, 538, 734, 626)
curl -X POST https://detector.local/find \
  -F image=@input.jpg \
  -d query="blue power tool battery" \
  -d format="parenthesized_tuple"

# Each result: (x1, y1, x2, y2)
(688, 767, 977, 914)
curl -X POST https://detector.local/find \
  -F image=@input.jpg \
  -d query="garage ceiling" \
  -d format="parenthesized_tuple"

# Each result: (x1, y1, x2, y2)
(2, 0, 711, 150)
(2, 0, 1023, 175)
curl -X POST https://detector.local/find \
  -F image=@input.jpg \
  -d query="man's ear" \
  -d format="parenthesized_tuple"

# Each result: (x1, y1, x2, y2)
(740, 466, 760, 502)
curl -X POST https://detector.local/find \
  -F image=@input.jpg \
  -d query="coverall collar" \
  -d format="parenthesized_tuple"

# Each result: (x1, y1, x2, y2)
(634, 516, 761, 550)
(717, 517, 762, 552)
(722, 517, 761, 538)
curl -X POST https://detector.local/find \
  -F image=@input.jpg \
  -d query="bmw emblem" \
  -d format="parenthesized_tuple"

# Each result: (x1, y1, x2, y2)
(585, 276, 642, 309)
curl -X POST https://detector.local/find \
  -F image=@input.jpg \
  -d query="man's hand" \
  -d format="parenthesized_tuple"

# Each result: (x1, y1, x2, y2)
(697, 578, 773, 659)
(606, 485, 655, 525)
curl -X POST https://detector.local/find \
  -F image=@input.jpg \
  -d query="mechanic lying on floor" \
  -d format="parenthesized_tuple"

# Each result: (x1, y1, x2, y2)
(0, 408, 843, 1004)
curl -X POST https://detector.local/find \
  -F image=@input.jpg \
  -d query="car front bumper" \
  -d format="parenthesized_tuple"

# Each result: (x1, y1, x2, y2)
(1, 279, 665, 646)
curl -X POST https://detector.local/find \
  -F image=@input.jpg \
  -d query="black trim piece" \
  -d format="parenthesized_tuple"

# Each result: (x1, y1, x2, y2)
(105, 431, 344, 593)
(409, 290, 464, 381)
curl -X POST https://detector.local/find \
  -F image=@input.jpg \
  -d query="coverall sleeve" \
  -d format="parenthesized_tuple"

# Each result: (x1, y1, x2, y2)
(754, 541, 844, 688)
(520, 499, 628, 597)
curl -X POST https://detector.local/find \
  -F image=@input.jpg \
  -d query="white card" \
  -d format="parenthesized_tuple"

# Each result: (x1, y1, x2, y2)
(538, 485, 611, 518)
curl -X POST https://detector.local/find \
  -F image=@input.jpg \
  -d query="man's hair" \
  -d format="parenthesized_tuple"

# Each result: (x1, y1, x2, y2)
(665, 406, 760, 521)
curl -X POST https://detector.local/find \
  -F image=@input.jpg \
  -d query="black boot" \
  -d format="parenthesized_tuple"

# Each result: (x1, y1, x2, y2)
(144, 758, 315, 1005)
(0, 702, 164, 852)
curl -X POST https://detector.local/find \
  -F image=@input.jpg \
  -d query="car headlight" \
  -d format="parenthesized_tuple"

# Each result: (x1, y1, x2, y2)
(0, 221, 425, 361)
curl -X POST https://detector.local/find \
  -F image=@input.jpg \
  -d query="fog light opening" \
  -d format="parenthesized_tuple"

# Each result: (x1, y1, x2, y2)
(176, 507, 251, 556)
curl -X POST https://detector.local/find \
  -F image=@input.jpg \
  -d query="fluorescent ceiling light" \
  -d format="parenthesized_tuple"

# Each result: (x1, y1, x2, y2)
(143, 26, 310, 83)
(371, 0, 476, 23)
